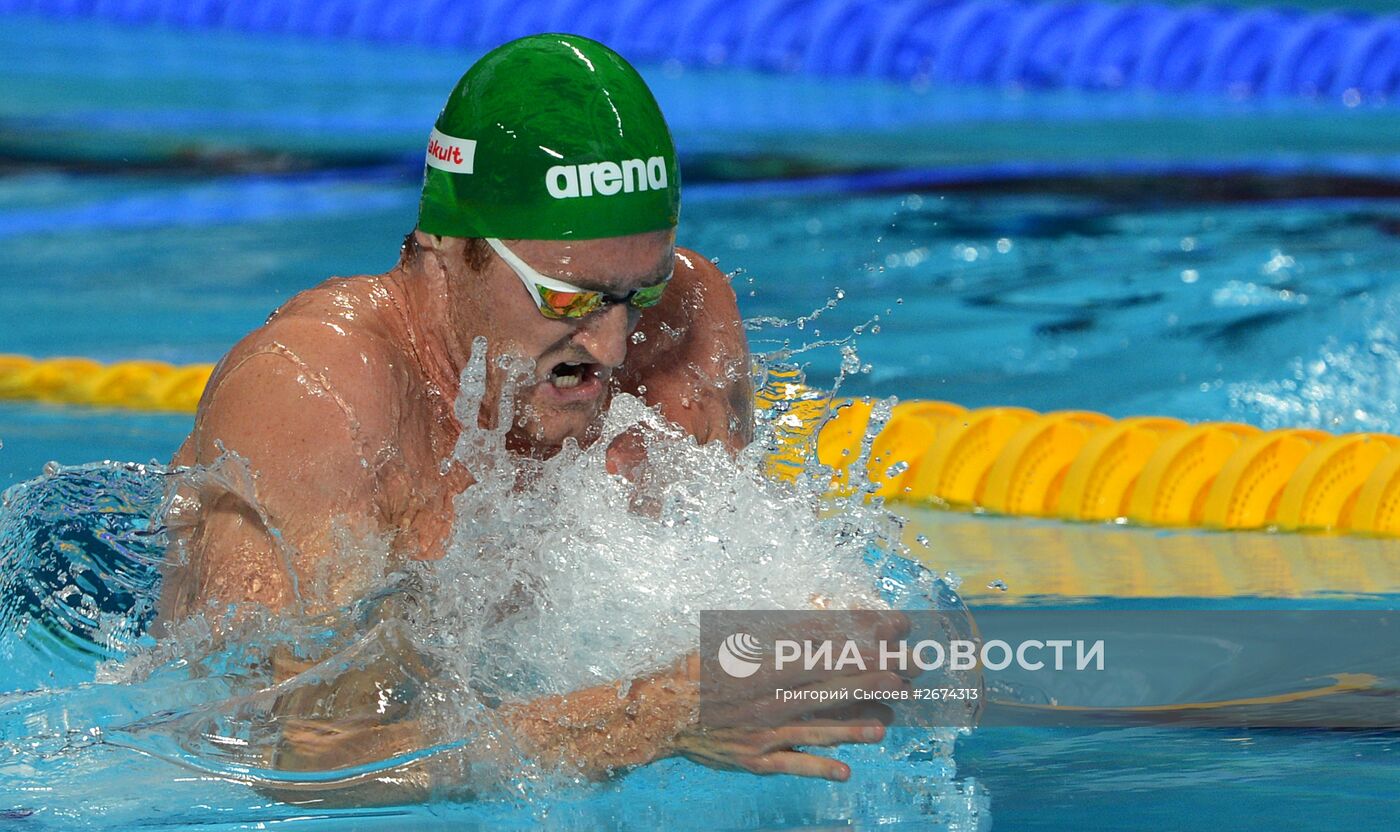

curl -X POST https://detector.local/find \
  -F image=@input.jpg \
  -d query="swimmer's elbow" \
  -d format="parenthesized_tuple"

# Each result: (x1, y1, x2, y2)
(258, 717, 449, 808)
(254, 770, 439, 810)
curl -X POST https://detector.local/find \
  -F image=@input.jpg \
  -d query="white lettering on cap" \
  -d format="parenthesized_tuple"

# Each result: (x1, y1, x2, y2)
(426, 127, 476, 174)
(546, 156, 668, 199)
(547, 165, 579, 198)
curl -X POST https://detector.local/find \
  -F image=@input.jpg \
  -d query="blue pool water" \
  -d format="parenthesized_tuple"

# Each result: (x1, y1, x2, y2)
(7, 173, 1400, 485)
(2, 12, 1399, 831)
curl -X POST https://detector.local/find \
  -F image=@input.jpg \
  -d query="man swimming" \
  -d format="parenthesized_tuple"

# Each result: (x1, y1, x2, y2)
(157, 34, 901, 801)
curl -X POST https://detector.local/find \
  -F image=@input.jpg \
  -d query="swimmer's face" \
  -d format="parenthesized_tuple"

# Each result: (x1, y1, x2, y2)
(471, 229, 676, 451)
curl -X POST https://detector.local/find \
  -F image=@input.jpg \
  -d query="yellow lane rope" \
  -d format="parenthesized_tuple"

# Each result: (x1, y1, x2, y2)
(6, 355, 1400, 538)
(757, 373, 1400, 538)
(0, 354, 213, 414)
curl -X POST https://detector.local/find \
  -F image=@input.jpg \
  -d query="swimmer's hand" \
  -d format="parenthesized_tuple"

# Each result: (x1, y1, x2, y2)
(660, 612, 913, 782)
(662, 656, 901, 781)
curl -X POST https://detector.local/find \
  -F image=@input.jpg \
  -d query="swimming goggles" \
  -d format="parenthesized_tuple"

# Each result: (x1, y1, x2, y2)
(485, 237, 671, 320)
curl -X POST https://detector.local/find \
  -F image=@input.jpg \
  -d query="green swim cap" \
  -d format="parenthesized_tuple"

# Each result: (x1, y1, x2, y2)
(417, 34, 680, 241)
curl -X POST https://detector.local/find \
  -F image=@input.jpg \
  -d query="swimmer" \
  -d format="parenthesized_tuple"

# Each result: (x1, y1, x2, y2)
(157, 34, 898, 802)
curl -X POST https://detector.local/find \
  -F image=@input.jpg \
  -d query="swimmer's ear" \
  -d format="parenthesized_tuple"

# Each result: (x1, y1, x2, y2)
(413, 231, 471, 260)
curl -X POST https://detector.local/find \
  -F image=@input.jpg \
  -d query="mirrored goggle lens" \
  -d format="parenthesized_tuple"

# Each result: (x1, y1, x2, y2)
(536, 285, 605, 319)
(628, 281, 668, 309)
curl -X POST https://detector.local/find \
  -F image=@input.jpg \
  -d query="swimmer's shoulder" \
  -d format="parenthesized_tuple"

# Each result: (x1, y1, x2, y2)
(263, 274, 400, 343)
(194, 274, 404, 430)
(673, 247, 745, 333)
(673, 247, 735, 300)
(620, 247, 746, 380)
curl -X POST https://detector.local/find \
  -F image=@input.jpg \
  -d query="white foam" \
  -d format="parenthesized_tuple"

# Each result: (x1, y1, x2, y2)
(411, 339, 904, 701)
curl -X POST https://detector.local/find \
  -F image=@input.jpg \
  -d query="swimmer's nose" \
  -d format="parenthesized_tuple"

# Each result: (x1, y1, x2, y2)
(572, 301, 635, 370)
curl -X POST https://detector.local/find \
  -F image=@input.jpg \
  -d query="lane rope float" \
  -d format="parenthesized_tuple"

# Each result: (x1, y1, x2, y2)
(6, 354, 1400, 537)
(12, 0, 1400, 101)
(756, 375, 1400, 537)
(0, 354, 212, 414)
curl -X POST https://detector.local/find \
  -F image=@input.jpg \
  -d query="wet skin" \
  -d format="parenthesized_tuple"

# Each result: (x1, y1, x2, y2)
(158, 229, 885, 796)
(161, 229, 751, 610)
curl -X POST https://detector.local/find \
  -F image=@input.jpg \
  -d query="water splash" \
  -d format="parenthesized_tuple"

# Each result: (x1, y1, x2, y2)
(0, 334, 980, 827)
(0, 462, 166, 688)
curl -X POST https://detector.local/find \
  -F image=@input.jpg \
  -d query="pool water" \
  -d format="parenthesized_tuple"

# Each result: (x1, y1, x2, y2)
(6, 173, 1400, 484)
(2, 13, 1399, 832)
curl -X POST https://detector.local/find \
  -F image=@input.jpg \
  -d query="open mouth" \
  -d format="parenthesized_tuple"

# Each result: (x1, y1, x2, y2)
(548, 361, 595, 389)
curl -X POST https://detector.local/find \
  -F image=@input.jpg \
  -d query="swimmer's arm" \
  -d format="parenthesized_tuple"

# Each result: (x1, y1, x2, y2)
(265, 654, 873, 808)
(619, 248, 754, 453)
(266, 660, 697, 807)
(159, 322, 392, 624)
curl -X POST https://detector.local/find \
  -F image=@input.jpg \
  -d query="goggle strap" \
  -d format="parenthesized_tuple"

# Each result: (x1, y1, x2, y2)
(485, 237, 597, 295)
